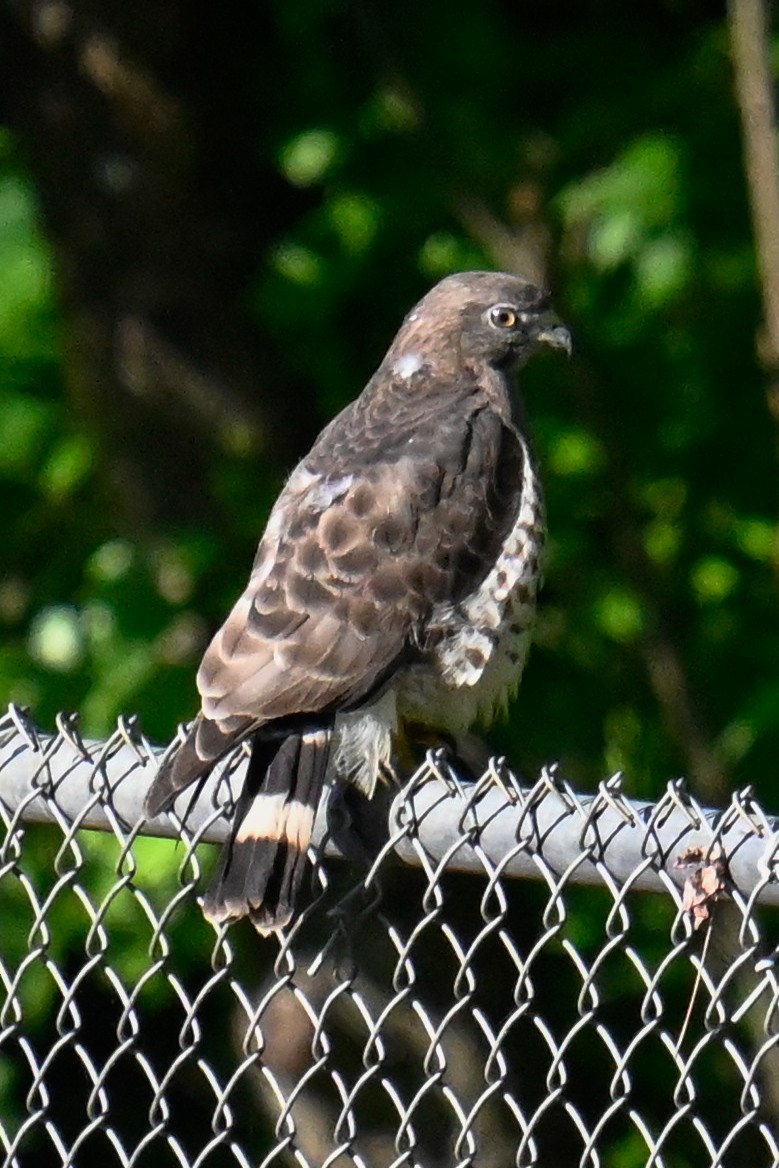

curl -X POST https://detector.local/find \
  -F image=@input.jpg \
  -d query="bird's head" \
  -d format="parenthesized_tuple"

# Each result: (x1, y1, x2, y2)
(395, 271, 571, 375)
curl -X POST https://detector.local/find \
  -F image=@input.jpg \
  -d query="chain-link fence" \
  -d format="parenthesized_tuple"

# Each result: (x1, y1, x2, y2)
(2, 703, 779, 1168)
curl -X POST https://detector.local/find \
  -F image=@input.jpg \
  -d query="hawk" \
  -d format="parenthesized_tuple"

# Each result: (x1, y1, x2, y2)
(144, 271, 570, 931)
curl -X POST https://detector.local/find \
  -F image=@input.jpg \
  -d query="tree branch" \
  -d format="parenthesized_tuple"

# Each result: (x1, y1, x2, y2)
(728, 0, 779, 412)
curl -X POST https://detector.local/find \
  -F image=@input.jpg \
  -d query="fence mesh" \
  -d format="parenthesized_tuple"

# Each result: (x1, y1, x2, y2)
(2, 703, 779, 1168)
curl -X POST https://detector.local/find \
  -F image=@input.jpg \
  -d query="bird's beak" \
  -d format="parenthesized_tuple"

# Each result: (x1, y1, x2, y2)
(534, 315, 572, 357)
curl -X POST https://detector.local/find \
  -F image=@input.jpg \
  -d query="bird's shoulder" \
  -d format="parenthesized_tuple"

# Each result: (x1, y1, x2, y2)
(248, 370, 525, 623)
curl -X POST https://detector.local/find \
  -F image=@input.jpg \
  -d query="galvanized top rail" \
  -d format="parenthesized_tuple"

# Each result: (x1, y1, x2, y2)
(3, 704, 779, 905)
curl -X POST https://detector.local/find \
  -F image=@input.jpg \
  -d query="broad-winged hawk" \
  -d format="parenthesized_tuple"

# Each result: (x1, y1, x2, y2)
(144, 271, 571, 930)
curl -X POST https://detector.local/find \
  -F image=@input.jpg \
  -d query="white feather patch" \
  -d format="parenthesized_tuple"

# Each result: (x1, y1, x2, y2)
(286, 465, 354, 512)
(393, 353, 424, 379)
(333, 688, 397, 795)
(236, 791, 315, 849)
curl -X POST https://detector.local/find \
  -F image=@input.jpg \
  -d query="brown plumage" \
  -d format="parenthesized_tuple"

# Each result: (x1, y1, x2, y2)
(144, 271, 571, 931)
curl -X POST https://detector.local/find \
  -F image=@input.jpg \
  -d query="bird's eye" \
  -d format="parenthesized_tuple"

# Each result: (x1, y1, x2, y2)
(488, 304, 518, 329)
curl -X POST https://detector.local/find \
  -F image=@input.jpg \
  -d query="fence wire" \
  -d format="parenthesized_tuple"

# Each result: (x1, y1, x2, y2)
(2, 703, 779, 1168)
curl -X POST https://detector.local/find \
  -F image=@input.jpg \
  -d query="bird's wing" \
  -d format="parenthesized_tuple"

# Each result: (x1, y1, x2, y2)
(198, 462, 419, 724)
(144, 394, 522, 815)
(200, 399, 522, 723)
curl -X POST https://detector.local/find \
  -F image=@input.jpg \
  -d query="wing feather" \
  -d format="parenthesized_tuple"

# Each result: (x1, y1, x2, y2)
(146, 382, 524, 814)
(200, 397, 523, 724)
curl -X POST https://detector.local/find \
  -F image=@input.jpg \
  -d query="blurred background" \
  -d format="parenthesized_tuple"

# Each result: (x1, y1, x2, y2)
(3, 3, 779, 1166)
(1, 0, 777, 809)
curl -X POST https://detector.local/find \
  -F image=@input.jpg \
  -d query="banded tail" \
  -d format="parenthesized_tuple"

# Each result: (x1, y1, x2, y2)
(145, 719, 332, 932)
(203, 727, 332, 931)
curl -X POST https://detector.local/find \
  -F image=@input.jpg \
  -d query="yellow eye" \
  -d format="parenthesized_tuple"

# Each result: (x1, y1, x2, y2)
(488, 304, 518, 329)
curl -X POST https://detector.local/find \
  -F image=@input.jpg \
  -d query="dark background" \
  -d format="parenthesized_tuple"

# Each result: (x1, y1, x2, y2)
(1, 3, 778, 1162)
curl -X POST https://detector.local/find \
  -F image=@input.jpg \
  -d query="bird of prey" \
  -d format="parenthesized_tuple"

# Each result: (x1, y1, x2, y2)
(144, 271, 570, 931)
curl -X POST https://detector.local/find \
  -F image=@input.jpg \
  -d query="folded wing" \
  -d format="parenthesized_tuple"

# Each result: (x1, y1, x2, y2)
(144, 395, 522, 817)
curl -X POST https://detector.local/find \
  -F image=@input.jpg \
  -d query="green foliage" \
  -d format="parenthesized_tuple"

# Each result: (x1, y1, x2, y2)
(1, 5, 778, 1162)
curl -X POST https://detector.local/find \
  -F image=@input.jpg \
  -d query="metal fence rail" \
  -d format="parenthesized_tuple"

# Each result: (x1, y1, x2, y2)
(2, 703, 779, 1168)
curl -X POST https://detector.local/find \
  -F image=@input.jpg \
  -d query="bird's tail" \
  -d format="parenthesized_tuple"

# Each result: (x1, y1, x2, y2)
(203, 726, 332, 932)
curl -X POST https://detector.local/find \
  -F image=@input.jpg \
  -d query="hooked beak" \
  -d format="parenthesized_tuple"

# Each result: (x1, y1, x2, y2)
(534, 314, 572, 357)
